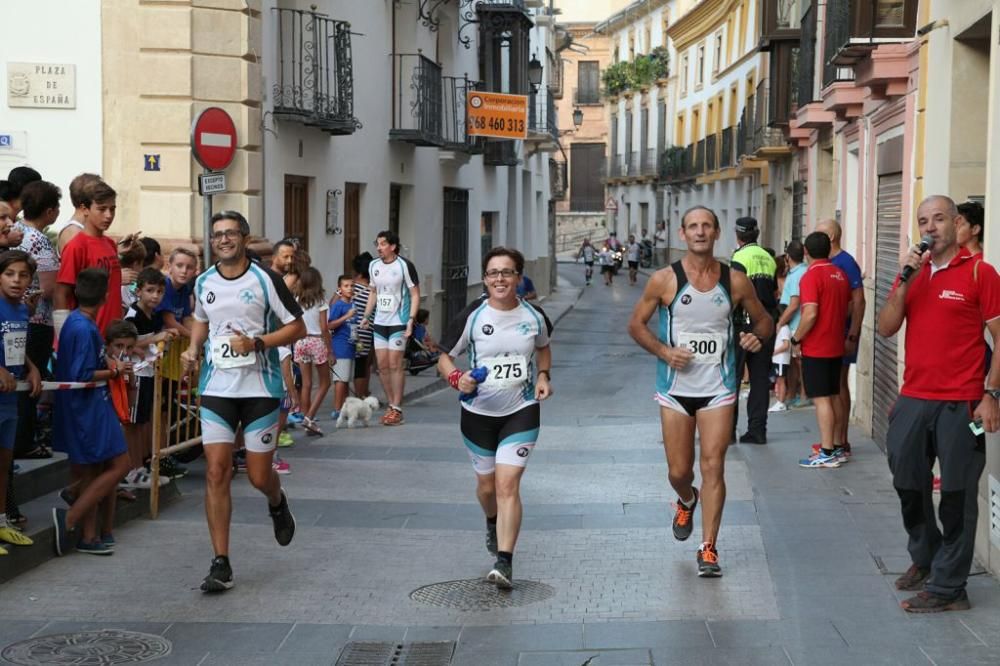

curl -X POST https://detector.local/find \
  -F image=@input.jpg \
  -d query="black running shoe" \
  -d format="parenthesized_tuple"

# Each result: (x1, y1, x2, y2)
(697, 542, 722, 578)
(269, 489, 296, 547)
(487, 559, 513, 589)
(672, 487, 699, 541)
(486, 524, 498, 557)
(51, 507, 74, 557)
(201, 556, 234, 593)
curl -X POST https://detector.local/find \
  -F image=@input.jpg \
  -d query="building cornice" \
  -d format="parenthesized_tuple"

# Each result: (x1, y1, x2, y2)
(594, 0, 672, 34)
(668, 0, 740, 53)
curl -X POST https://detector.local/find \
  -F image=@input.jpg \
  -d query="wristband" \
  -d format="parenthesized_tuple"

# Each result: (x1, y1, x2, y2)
(448, 368, 463, 390)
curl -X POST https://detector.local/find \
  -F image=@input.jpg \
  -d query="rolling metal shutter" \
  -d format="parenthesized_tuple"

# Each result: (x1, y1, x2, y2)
(872, 172, 903, 451)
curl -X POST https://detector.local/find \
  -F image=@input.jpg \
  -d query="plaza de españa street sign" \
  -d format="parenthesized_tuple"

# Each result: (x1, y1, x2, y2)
(467, 91, 528, 140)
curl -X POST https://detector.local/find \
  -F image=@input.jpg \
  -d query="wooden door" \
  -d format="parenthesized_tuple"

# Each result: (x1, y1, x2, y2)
(283, 175, 309, 251)
(344, 183, 361, 271)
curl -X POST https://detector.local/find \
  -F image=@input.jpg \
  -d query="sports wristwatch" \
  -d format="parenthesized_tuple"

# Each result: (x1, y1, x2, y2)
(986, 388, 1000, 401)
(790, 337, 800, 346)
(253, 336, 266, 353)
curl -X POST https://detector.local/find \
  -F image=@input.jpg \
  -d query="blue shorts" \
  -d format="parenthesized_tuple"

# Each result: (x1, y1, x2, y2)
(0, 406, 17, 450)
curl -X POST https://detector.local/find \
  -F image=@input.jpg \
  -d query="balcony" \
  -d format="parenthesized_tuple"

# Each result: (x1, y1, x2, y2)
(628, 151, 641, 178)
(796, 4, 817, 107)
(271, 7, 359, 135)
(460, 0, 533, 50)
(573, 87, 601, 106)
(528, 88, 559, 149)
(752, 80, 792, 159)
(825, 0, 917, 68)
(390, 53, 443, 146)
(705, 133, 718, 172)
(759, 0, 802, 50)
(640, 148, 658, 178)
(441, 75, 483, 157)
(659, 145, 693, 183)
(606, 153, 628, 180)
(720, 126, 735, 168)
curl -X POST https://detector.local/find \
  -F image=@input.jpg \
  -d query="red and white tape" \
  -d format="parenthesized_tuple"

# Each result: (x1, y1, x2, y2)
(15, 380, 108, 392)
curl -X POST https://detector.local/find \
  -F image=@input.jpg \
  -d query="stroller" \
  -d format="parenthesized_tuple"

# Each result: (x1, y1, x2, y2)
(405, 336, 440, 375)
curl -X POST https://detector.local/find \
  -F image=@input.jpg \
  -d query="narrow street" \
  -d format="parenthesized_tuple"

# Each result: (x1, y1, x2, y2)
(2, 265, 1000, 665)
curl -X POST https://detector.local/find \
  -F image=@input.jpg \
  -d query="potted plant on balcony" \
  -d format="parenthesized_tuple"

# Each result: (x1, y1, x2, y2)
(602, 61, 632, 100)
(660, 145, 686, 179)
(650, 46, 670, 85)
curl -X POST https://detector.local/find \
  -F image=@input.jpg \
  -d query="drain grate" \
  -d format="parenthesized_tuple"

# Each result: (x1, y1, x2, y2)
(335, 641, 454, 666)
(410, 578, 555, 611)
(1, 629, 171, 665)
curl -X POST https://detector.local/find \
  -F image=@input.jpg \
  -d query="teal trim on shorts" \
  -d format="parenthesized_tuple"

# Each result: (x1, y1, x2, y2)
(200, 406, 230, 429)
(245, 409, 278, 434)
(462, 435, 494, 458)
(498, 428, 540, 448)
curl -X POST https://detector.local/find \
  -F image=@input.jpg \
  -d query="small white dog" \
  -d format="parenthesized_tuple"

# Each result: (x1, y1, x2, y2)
(336, 396, 381, 428)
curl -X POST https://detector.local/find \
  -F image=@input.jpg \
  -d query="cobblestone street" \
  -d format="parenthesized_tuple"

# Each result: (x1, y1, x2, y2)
(2, 265, 1000, 665)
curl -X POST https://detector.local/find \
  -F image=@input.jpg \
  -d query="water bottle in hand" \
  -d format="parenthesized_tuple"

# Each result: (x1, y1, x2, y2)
(460, 366, 489, 403)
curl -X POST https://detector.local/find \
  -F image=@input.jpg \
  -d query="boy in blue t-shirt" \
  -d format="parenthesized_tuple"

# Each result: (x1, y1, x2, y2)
(327, 275, 356, 416)
(156, 248, 197, 337)
(0, 250, 41, 554)
(51, 267, 131, 556)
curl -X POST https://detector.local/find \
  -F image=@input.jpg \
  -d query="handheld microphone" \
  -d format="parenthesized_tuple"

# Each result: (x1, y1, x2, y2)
(900, 235, 933, 282)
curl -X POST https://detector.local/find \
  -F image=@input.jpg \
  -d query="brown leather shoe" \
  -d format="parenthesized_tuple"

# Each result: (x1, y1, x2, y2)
(901, 590, 970, 613)
(894, 564, 930, 591)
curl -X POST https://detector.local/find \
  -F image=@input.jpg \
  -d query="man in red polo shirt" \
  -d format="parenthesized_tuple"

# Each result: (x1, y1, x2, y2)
(791, 231, 850, 469)
(878, 195, 1000, 613)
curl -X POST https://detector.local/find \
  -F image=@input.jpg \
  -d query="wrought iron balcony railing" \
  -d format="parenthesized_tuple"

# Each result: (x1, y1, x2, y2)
(483, 140, 518, 166)
(442, 75, 483, 153)
(390, 53, 444, 147)
(641, 148, 658, 177)
(695, 139, 707, 176)
(797, 4, 817, 106)
(528, 88, 559, 142)
(608, 153, 628, 179)
(825, 0, 917, 69)
(628, 151, 641, 177)
(272, 7, 359, 135)
(708, 133, 721, 171)
(739, 103, 754, 157)
(752, 80, 789, 152)
(720, 126, 734, 168)
(659, 146, 688, 181)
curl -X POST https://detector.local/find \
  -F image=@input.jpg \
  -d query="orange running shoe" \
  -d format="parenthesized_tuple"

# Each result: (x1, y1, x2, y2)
(671, 487, 699, 541)
(697, 542, 722, 578)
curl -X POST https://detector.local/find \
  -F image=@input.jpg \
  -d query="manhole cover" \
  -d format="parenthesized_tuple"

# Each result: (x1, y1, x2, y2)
(1, 630, 171, 665)
(335, 641, 454, 666)
(410, 578, 555, 611)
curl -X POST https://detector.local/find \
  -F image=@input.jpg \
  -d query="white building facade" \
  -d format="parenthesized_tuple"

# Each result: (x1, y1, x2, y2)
(261, 0, 560, 330)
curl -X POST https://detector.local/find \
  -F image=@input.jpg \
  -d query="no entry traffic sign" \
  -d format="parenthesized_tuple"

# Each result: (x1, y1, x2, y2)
(191, 107, 237, 171)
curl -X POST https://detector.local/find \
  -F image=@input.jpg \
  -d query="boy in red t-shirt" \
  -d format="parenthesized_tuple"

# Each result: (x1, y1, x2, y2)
(53, 180, 124, 337)
(791, 231, 850, 468)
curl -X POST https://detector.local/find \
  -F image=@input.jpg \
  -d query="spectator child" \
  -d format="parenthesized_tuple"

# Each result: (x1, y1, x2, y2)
(291, 266, 331, 435)
(50, 173, 101, 254)
(770, 324, 792, 413)
(350, 252, 375, 399)
(123, 268, 177, 488)
(328, 275, 356, 417)
(139, 236, 163, 270)
(101, 320, 138, 524)
(0, 250, 41, 553)
(118, 239, 146, 312)
(51, 268, 131, 556)
(516, 274, 537, 300)
(54, 180, 122, 337)
(412, 308, 440, 353)
(157, 248, 198, 338)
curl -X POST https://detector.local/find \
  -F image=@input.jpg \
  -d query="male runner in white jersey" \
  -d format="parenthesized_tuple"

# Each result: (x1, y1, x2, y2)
(180, 211, 305, 593)
(628, 206, 772, 577)
(360, 230, 420, 425)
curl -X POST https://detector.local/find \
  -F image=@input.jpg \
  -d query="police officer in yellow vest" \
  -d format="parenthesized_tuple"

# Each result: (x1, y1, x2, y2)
(731, 217, 777, 444)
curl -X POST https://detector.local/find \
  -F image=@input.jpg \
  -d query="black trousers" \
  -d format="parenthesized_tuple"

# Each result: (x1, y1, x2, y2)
(887, 396, 985, 597)
(733, 332, 775, 438)
(14, 323, 53, 456)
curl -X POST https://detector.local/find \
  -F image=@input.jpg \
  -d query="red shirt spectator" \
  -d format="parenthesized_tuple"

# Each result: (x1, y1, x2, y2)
(57, 232, 122, 335)
(895, 252, 1000, 401)
(798, 259, 850, 358)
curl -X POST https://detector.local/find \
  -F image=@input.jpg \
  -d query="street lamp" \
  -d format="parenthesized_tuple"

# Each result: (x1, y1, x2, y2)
(528, 55, 543, 88)
(573, 107, 584, 128)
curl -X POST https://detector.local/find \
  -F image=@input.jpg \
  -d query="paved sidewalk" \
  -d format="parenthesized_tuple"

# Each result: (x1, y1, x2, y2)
(1, 267, 998, 666)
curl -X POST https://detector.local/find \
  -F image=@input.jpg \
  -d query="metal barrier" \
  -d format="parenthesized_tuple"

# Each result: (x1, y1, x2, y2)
(149, 339, 201, 518)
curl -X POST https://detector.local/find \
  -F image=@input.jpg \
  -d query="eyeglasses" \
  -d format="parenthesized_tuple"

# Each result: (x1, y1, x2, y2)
(485, 269, 519, 279)
(210, 229, 245, 242)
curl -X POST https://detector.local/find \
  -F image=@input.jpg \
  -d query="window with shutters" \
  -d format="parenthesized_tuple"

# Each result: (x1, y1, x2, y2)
(576, 61, 600, 105)
(570, 143, 606, 212)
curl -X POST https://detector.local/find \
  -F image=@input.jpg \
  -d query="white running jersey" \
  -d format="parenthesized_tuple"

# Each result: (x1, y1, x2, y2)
(656, 261, 737, 398)
(441, 297, 553, 417)
(370, 256, 419, 326)
(194, 262, 303, 398)
(581, 245, 596, 262)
